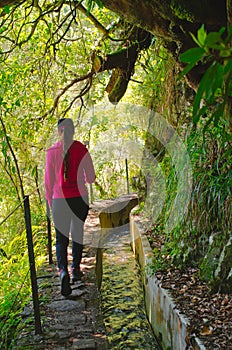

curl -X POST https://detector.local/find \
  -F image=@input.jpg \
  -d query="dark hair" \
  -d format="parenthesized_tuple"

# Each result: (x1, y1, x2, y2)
(57, 118, 74, 181)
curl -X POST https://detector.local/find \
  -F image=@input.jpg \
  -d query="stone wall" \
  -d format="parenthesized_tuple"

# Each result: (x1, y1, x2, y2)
(130, 211, 206, 350)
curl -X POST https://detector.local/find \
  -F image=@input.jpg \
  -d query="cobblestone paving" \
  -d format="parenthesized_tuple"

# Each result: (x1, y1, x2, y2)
(13, 206, 108, 350)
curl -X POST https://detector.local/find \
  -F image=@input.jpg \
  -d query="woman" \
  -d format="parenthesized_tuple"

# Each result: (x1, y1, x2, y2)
(45, 118, 96, 296)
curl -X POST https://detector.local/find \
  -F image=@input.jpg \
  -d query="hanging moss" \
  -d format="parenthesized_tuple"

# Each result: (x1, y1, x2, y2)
(106, 68, 130, 104)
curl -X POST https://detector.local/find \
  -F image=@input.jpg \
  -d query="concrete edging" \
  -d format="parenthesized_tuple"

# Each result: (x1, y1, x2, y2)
(130, 213, 206, 350)
(98, 193, 138, 229)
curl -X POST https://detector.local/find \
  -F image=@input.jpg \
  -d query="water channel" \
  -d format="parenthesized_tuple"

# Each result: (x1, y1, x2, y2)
(100, 226, 161, 349)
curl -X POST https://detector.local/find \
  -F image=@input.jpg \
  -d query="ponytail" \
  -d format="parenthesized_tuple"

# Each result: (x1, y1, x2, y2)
(57, 118, 75, 181)
(63, 127, 72, 181)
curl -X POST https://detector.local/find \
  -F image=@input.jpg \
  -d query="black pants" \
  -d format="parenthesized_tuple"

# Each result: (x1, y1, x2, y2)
(52, 196, 89, 270)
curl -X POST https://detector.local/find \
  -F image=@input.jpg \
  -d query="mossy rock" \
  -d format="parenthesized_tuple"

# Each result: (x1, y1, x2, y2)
(212, 237, 232, 293)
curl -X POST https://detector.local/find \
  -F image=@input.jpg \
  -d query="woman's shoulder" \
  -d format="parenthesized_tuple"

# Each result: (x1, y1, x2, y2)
(72, 140, 88, 150)
(46, 141, 62, 152)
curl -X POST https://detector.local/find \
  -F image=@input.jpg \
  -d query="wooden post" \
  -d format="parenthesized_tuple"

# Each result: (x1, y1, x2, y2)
(125, 158, 130, 194)
(23, 195, 42, 334)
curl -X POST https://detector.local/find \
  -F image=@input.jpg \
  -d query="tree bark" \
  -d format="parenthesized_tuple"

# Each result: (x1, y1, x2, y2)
(0, 0, 23, 6)
(227, 0, 232, 26)
(92, 27, 153, 103)
(100, 0, 227, 43)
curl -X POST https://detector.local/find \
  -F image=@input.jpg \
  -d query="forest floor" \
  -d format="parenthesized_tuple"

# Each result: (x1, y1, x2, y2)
(145, 228, 232, 350)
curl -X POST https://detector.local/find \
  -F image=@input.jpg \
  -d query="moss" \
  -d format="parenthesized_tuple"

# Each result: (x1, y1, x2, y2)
(106, 68, 129, 104)
(170, 0, 196, 22)
(212, 238, 232, 293)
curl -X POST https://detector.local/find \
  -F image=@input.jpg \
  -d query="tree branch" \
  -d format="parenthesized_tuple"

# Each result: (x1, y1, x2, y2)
(91, 26, 153, 103)
(77, 3, 109, 37)
(0, 158, 22, 205)
(42, 71, 94, 119)
(0, 114, 25, 199)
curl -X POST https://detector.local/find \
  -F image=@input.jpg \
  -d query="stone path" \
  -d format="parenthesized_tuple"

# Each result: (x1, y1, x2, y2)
(13, 206, 108, 350)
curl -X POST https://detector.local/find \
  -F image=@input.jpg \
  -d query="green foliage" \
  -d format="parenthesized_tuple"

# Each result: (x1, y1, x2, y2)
(145, 117, 231, 283)
(0, 4, 231, 347)
(133, 29, 232, 290)
(83, 106, 145, 199)
(0, 224, 48, 349)
(175, 26, 231, 288)
(0, 4, 149, 346)
(86, 0, 103, 13)
(180, 24, 232, 129)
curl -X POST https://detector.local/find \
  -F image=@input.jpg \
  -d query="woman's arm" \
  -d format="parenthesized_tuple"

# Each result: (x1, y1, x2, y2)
(44, 150, 55, 208)
(83, 150, 96, 184)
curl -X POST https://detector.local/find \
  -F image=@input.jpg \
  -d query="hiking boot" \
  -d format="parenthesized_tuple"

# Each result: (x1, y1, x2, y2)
(71, 267, 84, 283)
(59, 269, 72, 297)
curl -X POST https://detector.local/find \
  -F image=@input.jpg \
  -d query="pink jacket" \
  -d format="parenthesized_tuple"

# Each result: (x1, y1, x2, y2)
(45, 140, 95, 207)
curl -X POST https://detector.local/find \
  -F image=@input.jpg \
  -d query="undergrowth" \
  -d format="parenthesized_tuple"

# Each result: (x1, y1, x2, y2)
(137, 24, 232, 292)
(139, 118, 231, 291)
(0, 221, 49, 349)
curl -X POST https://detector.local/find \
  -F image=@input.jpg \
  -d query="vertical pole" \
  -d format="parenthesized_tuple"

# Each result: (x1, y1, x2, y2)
(125, 158, 130, 194)
(46, 200, 53, 264)
(23, 195, 42, 334)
